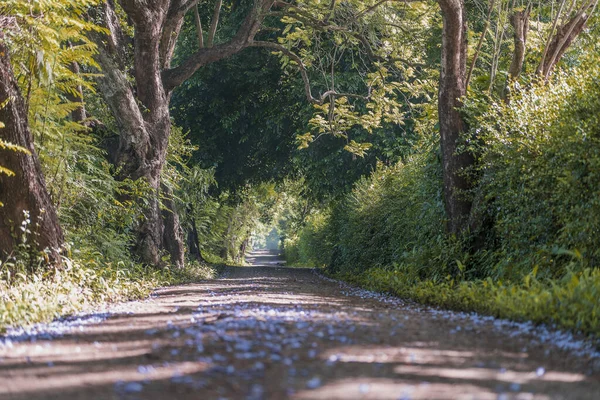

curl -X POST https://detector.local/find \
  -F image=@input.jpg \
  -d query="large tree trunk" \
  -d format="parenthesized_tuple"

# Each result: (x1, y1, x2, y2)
(90, 0, 273, 268)
(91, 2, 183, 268)
(437, 0, 474, 235)
(0, 39, 64, 264)
(93, 37, 169, 267)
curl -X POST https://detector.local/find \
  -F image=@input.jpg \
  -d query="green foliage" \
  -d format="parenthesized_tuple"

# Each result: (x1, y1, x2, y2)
(287, 141, 449, 277)
(464, 53, 600, 278)
(0, 0, 140, 269)
(2, 0, 103, 158)
(332, 266, 600, 337)
(276, 0, 436, 153)
(284, 210, 332, 267)
(2, 0, 599, 337)
(0, 254, 216, 332)
(287, 43, 600, 337)
(171, 45, 308, 193)
(0, 1, 224, 333)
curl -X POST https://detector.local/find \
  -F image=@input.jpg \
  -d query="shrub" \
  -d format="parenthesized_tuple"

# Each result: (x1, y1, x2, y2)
(467, 55, 600, 278)
(287, 51, 600, 337)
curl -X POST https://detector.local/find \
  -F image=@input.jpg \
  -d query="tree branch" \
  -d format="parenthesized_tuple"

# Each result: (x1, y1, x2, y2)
(466, 0, 495, 89)
(268, 9, 424, 69)
(250, 41, 371, 105)
(540, 0, 597, 80)
(160, 0, 201, 69)
(536, 0, 568, 76)
(162, 0, 274, 92)
(207, 0, 223, 47)
(194, 4, 205, 49)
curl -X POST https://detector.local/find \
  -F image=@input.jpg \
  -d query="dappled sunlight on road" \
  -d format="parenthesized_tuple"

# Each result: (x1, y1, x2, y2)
(1, 254, 598, 399)
(292, 378, 509, 400)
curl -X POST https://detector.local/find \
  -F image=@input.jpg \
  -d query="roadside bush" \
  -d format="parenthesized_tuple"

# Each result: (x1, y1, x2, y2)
(333, 265, 600, 336)
(287, 51, 600, 336)
(284, 210, 332, 268)
(0, 254, 216, 332)
(289, 147, 450, 279)
(468, 55, 600, 279)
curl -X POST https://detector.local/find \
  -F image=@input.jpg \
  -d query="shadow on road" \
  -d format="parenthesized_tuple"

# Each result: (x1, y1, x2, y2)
(1, 263, 598, 399)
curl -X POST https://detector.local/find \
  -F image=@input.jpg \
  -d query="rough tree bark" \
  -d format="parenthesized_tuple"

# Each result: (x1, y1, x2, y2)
(0, 39, 64, 264)
(501, 7, 531, 102)
(508, 8, 530, 81)
(90, 0, 273, 268)
(537, 0, 597, 81)
(437, 0, 474, 235)
(186, 215, 206, 262)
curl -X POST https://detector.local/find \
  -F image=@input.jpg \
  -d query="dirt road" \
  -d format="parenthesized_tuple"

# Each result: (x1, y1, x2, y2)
(1, 250, 599, 399)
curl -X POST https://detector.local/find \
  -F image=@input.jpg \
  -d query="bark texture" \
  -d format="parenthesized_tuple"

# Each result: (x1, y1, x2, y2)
(437, 0, 474, 235)
(537, 3, 594, 81)
(91, 0, 274, 268)
(186, 219, 205, 262)
(508, 9, 530, 80)
(0, 39, 64, 264)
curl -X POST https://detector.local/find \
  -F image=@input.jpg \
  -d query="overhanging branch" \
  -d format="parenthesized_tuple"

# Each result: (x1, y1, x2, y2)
(162, 0, 274, 92)
(250, 41, 371, 105)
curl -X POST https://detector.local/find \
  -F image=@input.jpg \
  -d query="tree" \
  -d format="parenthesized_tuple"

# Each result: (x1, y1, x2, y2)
(0, 37, 64, 264)
(536, 0, 598, 81)
(437, 0, 597, 234)
(94, 0, 598, 258)
(437, 0, 474, 235)
(90, 0, 275, 267)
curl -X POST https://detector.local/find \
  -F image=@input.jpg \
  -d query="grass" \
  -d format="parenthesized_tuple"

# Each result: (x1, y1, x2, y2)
(327, 266, 600, 338)
(0, 258, 218, 333)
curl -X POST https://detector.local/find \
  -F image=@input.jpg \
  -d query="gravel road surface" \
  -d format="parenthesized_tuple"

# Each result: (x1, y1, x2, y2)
(1, 250, 599, 399)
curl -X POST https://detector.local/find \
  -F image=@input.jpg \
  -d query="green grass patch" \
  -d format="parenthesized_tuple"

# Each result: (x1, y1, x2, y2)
(328, 267, 600, 337)
(0, 259, 217, 333)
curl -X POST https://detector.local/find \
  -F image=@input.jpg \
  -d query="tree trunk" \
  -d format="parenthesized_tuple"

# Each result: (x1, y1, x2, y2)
(161, 184, 185, 267)
(502, 8, 530, 102)
(0, 39, 63, 264)
(91, 2, 183, 268)
(90, 0, 274, 268)
(537, 4, 595, 81)
(508, 9, 530, 81)
(186, 203, 207, 263)
(438, 0, 474, 235)
(186, 216, 205, 262)
(93, 38, 171, 267)
(239, 237, 248, 263)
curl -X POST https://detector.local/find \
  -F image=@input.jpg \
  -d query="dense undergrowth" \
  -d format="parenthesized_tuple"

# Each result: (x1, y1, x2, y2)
(0, 1, 250, 331)
(285, 53, 600, 337)
(0, 257, 217, 333)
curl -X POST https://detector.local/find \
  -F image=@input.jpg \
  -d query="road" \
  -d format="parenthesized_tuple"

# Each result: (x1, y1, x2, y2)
(0, 250, 599, 399)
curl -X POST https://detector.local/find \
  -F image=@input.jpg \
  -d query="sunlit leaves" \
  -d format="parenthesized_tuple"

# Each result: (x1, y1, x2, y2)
(1, 0, 105, 209)
(343, 140, 372, 157)
(273, 0, 436, 156)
